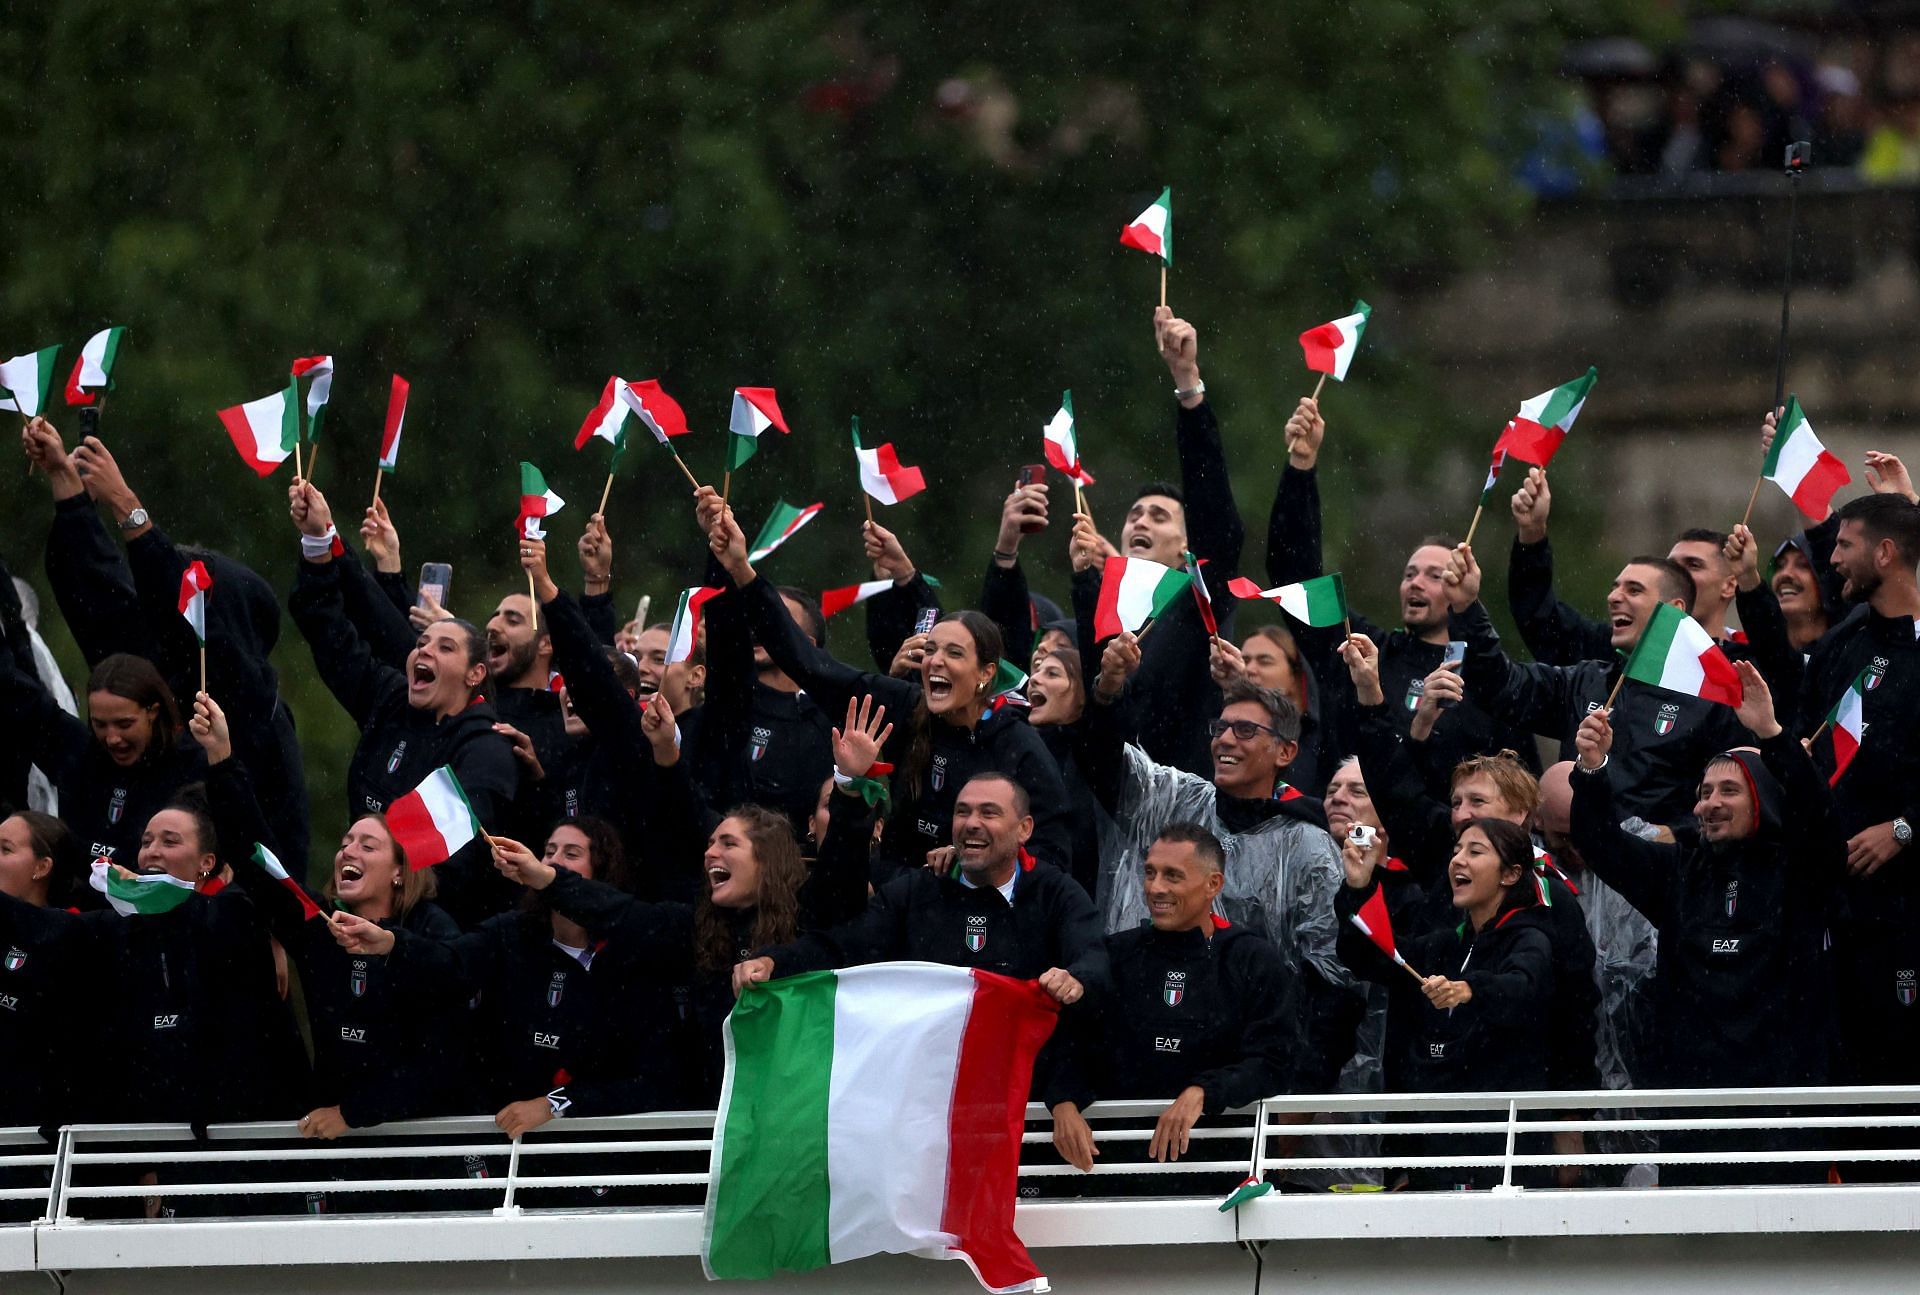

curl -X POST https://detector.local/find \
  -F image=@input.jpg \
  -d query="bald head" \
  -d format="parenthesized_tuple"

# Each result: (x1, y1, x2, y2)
(1537, 761, 1574, 838)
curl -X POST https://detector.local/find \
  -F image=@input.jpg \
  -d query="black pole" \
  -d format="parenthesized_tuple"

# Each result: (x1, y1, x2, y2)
(1772, 141, 1813, 419)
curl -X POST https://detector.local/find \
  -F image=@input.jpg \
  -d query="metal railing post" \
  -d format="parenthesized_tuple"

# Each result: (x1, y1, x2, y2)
(495, 1134, 523, 1216)
(49, 1126, 74, 1223)
(1494, 1099, 1521, 1195)
(1248, 1100, 1270, 1187)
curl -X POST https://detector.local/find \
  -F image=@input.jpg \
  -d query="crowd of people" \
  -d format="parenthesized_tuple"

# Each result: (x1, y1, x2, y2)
(2, 304, 1918, 1213)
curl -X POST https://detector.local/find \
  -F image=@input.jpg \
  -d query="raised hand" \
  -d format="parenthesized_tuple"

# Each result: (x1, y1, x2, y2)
(578, 512, 613, 592)
(1731, 660, 1778, 739)
(1208, 636, 1248, 688)
(889, 632, 929, 678)
(641, 688, 679, 766)
(408, 587, 449, 632)
(1864, 451, 1918, 504)
(1510, 467, 1551, 545)
(1574, 708, 1613, 771)
(519, 535, 557, 603)
(1339, 825, 1389, 890)
(490, 835, 555, 890)
(360, 496, 402, 574)
(1069, 510, 1115, 573)
(832, 694, 894, 779)
(1284, 397, 1324, 470)
(1096, 630, 1142, 701)
(1723, 523, 1761, 593)
(1442, 543, 1481, 612)
(1153, 306, 1202, 397)
(1340, 632, 1383, 706)
(22, 417, 82, 497)
(994, 480, 1049, 560)
(863, 519, 915, 584)
(288, 478, 335, 539)
(188, 692, 233, 765)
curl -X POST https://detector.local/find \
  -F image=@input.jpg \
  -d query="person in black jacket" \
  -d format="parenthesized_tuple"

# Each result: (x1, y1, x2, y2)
(287, 481, 517, 926)
(1024, 647, 1104, 899)
(737, 772, 1109, 1009)
(1337, 816, 1560, 1190)
(483, 583, 573, 834)
(1046, 823, 1295, 1176)
(1570, 663, 1838, 1185)
(701, 488, 1073, 877)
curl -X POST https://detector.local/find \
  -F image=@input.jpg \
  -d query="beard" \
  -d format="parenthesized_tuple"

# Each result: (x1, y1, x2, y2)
(1843, 566, 1881, 605)
(497, 636, 542, 683)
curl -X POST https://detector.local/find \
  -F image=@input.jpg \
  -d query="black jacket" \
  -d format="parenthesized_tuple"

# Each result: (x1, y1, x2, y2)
(0, 895, 91, 1129)
(1042, 920, 1295, 1114)
(1569, 732, 1838, 1088)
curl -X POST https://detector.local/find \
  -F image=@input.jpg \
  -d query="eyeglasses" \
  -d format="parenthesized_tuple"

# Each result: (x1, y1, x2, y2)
(1208, 718, 1280, 742)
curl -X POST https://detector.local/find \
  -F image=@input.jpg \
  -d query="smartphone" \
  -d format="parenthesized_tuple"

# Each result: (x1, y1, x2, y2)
(914, 606, 939, 636)
(1438, 639, 1467, 710)
(1015, 464, 1048, 534)
(418, 562, 452, 610)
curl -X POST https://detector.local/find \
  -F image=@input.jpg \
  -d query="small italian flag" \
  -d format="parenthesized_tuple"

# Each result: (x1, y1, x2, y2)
(1226, 572, 1347, 629)
(821, 578, 895, 619)
(1348, 885, 1408, 970)
(1185, 551, 1218, 636)
(0, 345, 61, 418)
(986, 658, 1030, 714)
(1620, 602, 1743, 708)
(251, 843, 323, 922)
(385, 765, 483, 870)
(667, 585, 725, 664)
(516, 461, 565, 540)
(1217, 1175, 1274, 1212)
(1042, 390, 1094, 486)
(1480, 446, 1509, 505)
(748, 499, 824, 563)
(727, 386, 791, 472)
(65, 326, 127, 406)
(378, 374, 409, 473)
(91, 861, 196, 917)
(1094, 555, 1191, 639)
(1298, 301, 1372, 382)
(1118, 186, 1172, 264)
(1494, 366, 1598, 469)
(574, 376, 632, 453)
(177, 561, 212, 644)
(619, 378, 691, 444)
(218, 379, 300, 476)
(852, 416, 927, 505)
(290, 355, 334, 443)
(1825, 667, 1869, 787)
(1763, 396, 1851, 522)
(702, 962, 1058, 1292)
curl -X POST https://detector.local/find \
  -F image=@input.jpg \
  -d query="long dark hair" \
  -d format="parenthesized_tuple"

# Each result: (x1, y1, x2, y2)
(524, 816, 628, 917)
(905, 610, 1004, 795)
(86, 653, 181, 755)
(1456, 816, 1534, 908)
(694, 806, 807, 973)
(11, 810, 84, 908)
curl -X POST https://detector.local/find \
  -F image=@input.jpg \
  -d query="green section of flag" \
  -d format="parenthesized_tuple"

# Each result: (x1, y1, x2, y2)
(726, 431, 759, 472)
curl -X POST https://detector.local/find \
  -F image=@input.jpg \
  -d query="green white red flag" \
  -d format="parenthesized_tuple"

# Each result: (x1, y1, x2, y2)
(702, 962, 1058, 1292)
(727, 386, 790, 472)
(1825, 667, 1869, 787)
(1299, 301, 1371, 382)
(748, 499, 824, 563)
(1493, 367, 1597, 468)
(378, 375, 409, 472)
(1184, 551, 1217, 636)
(251, 843, 323, 921)
(1042, 390, 1094, 486)
(1621, 602, 1742, 707)
(90, 861, 196, 917)
(1480, 446, 1509, 505)
(516, 461, 565, 540)
(290, 355, 334, 443)
(852, 416, 926, 505)
(619, 378, 690, 444)
(0, 345, 61, 418)
(385, 765, 483, 870)
(178, 561, 212, 644)
(65, 326, 127, 406)
(667, 585, 724, 664)
(1226, 572, 1347, 628)
(1094, 555, 1191, 639)
(821, 578, 895, 618)
(1118, 186, 1172, 264)
(574, 376, 632, 452)
(1763, 396, 1851, 522)
(218, 380, 300, 476)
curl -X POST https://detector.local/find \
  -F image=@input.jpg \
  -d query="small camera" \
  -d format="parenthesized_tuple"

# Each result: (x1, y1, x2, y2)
(1347, 824, 1376, 850)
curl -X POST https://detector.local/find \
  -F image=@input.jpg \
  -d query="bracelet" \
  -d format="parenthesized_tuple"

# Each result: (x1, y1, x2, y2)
(1173, 380, 1206, 400)
(545, 1087, 571, 1118)
(299, 526, 339, 559)
(991, 549, 1018, 563)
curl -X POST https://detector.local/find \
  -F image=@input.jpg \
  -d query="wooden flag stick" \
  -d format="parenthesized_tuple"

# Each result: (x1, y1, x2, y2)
(528, 567, 538, 616)
(1074, 481, 1087, 519)
(864, 493, 875, 528)
(1399, 959, 1427, 984)
(597, 471, 615, 517)
(1603, 669, 1628, 711)
(1159, 264, 1167, 309)
(305, 441, 319, 485)
(721, 470, 732, 505)
(293, 439, 304, 483)
(372, 468, 384, 507)
(1311, 372, 1328, 402)
(199, 644, 207, 698)
(1739, 475, 1764, 531)
(1342, 615, 1353, 643)
(1463, 503, 1485, 549)
(670, 449, 702, 491)
(1135, 616, 1159, 643)
(1808, 718, 1830, 746)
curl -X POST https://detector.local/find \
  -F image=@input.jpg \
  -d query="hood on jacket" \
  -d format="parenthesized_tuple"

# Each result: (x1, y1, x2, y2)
(1705, 746, 1784, 843)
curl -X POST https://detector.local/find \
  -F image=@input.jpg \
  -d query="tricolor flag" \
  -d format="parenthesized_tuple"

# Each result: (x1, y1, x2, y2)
(378, 374, 409, 472)
(1118, 186, 1172, 264)
(1094, 555, 1191, 639)
(1825, 667, 1869, 787)
(1620, 602, 1742, 708)
(1217, 1176, 1274, 1213)
(251, 843, 323, 922)
(667, 585, 724, 664)
(1494, 367, 1597, 469)
(515, 461, 565, 540)
(1184, 550, 1217, 636)
(218, 380, 300, 476)
(986, 658, 1030, 714)
(1226, 572, 1347, 629)
(702, 962, 1058, 1292)
(385, 765, 483, 870)
(852, 416, 927, 505)
(1348, 886, 1408, 970)
(619, 378, 690, 444)
(178, 561, 212, 645)
(1299, 301, 1372, 382)
(1041, 390, 1094, 486)
(290, 355, 334, 443)
(748, 499, 824, 564)
(65, 326, 127, 406)
(574, 376, 632, 453)
(90, 861, 196, 917)
(821, 578, 895, 619)
(1763, 396, 1851, 522)
(1480, 446, 1509, 505)
(0, 345, 61, 418)
(727, 386, 791, 472)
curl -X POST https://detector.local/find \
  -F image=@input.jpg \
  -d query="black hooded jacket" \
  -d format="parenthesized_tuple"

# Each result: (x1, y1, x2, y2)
(0, 894, 92, 1129)
(1569, 732, 1838, 1088)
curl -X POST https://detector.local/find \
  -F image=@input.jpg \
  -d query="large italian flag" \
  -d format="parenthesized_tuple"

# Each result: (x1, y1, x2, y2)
(1494, 366, 1597, 468)
(1298, 301, 1371, 381)
(218, 380, 299, 476)
(1094, 555, 1190, 638)
(0, 345, 61, 418)
(727, 386, 791, 471)
(1041, 390, 1093, 486)
(1118, 187, 1171, 264)
(1763, 396, 1851, 522)
(1621, 602, 1742, 707)
(852, 416, 926, 505)
(65, 326, 127, 406)
(1226, 572, 1347, 628)
(386, 765, 483, 869)
(703, 962, 1058, 1292)
(749, 499, 824, 563)
(1824, 667, 1870, 787)
(90, 861, 196, 917)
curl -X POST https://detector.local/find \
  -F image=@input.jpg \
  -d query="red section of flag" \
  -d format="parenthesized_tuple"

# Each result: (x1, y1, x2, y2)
(1787, 450, 1851, 522)
(1298, 322, 1345, 376)
(1118, 224, 1163, 258)
(1350, 886, 1398, 961)
(1492, 418, 1567, 469)
(381, 375, 409, 460)
(64, 356, 96, 407)
(1695, 644, 1745, 708)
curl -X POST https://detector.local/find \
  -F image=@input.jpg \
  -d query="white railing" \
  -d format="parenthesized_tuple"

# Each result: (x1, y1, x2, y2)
(4, 1085, 1919, 1274)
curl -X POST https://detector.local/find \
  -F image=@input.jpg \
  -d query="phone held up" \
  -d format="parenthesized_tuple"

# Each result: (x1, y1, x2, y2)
(418, 563, 452, 610)
(1015, 464, 1048, 534)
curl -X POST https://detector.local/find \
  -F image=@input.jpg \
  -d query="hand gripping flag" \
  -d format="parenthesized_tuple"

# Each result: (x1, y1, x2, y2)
(516, 462, 565, 540)
(1119, 186, 1172, 264)
(1763, 396, 1851, 522)
(290, 355, 334, 443)
(1620, 603, 1743, 708)
(65, 327, 127, 406)
(1227, 573, 1347, 629)
(851, 416, 926, 505)
(1493, 367, 1597, 469)
(218, 379, 300, 476)
(1299, 302, 1372, 382)
(378, 375, 409, 472)
(0, 345, 62, 418)
(178, 562, 212, 644)
(727, 386, 791, 472)
(385, 766, 484, 870)
(748, 500, 824, 564)
(1042, 390, 1094, 486)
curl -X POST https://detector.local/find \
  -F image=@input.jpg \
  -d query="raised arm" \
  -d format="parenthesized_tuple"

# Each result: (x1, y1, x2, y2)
(1266, 397, 1326, 587)
(286, 484, 404, 728)
(29, 417, 144, 665)
(983, 479, 1050, 664)
(1158, 309, 1244, 571)
(1505, 468, 1613, 666)
(860, 519, 941, 672)
(1566, 709, 1680, 928)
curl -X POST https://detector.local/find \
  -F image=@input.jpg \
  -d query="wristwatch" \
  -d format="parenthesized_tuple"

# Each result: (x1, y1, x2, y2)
(1173, 380, 1206, 400)
(1894, 817, 1912, 846)
(118, 507, 149, 531)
